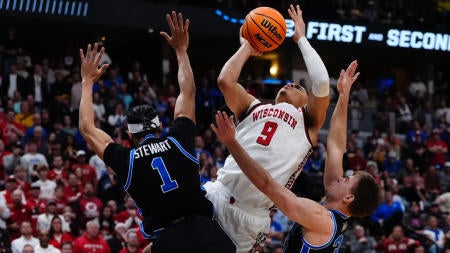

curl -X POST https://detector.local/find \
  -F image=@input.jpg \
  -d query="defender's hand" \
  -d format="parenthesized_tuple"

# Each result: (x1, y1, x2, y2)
(160, 11, 190, 52)
(211, 111, 236, 146)
(80, 43, 109, 83)
(336, 60, 360, 96)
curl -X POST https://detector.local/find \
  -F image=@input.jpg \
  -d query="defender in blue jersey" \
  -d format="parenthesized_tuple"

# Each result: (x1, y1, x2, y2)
(212, 61, 381, 253)
(78, 12, 234, 253)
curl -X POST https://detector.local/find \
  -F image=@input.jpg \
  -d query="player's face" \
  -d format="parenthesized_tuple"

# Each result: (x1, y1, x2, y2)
(326, 175, 355, 201)
(275, 83, 308, 108)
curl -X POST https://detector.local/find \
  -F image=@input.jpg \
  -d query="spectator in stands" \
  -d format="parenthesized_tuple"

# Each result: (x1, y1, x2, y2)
(48, 216, 72, 250)
(27, 182, 46, 232)
(406, 132, 429, 173)
(60, 242, 72, 253)
(34, 165, 56, 201)
(71, 150, 97, 188)
(436, 99, 450, 124)
(21, 140, 48, 181)
(14, 102, 34, 129)
(421, 215, 445, 253)
(403, 201, 425, 232)
(106, 223, 126, 253)
(264, 209, 284, 252)
(117, 84, 133, 111)
(22, 245, 35, 253)
(26, 65, 49, 110)
(1, 110, 25, 147)
(8, 189, 31, 240)
(52, 186, 67, 214)
(36, 201, 68, 232)
(73, 220, 110, 253)
(396, 96, 414, 133)
(345, 224, 376, 253)
(440, 162, 450, 192)
(406, 120, 428, 145)
(382, 150, 402, 177)
(98, 205, 115, 241)
(426, 129, 448, 166)
(34, 229, 60, 253)
(107, 103, 127, 130)
(119, 230, 142, 253)
(47, 155, 67, 185)
(63, 172, 82, 204)
(376, 225, 421, 253)
(372, 190, 404, 236)
(11, 221, 39, 253)
(409, 76, 427, 98)
(1, 64, 26, 102)
(79, 182, 103, 224)
(423, 165, 442, 198)
(0, 175, 20, 208)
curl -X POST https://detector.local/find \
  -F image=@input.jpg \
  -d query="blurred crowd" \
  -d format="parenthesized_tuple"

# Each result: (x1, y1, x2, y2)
(0, 23, 450, 253)
(158, 0, 450, 29)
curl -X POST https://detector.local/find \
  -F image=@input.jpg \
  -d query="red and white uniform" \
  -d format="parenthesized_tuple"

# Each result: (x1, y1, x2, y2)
(72, 234, 110, 253)
(204, 101, 312, 252)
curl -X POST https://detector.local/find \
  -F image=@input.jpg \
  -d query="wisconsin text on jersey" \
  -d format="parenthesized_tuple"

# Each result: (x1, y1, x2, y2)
(134, 140, 172, 159)
(252, 108, 298, 129)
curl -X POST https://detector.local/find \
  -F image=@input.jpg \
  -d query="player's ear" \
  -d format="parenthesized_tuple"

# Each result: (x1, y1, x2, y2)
(343, 194, 355, 204)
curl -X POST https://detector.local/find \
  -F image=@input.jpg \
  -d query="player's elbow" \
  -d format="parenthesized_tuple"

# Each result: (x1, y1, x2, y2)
(217, 74, 232, 90)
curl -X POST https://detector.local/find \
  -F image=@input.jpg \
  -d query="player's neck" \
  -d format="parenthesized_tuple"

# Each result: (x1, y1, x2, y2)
(322, 200, 351, 217)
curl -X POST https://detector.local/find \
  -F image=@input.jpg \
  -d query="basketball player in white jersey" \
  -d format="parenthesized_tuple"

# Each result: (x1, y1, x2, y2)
(203, 5, 331, 252)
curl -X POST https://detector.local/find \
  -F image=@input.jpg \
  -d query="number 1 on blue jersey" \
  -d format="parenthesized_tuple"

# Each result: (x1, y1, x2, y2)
(151, 157, 179, 193)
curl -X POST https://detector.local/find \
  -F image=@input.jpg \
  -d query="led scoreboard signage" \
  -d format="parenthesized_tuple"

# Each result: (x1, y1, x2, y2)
(0, 0, 89, 17)
(216, 9, 450, 52)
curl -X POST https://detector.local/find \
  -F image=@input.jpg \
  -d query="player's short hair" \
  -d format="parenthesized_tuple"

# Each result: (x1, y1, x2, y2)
(348, 171, 381, 217)
(126, 105, 160, 138)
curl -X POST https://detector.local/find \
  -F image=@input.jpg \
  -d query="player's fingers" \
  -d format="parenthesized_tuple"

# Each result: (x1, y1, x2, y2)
(353, 72, 360, 81)
(92, 43, 99, 61)
(99, 64, 109, 74)
(211, 123, 218, 135)
(296, 5, 302, 13)
(184, 19, 190, 32)
(86, 44, 92, 61)
(160, 32, 171, 42)
(79, 49, 85, 62)
(95, 47, 105, 65)
(178, 13, 184, 31)
(166, 14, 175, 32)
(172, 11, 179, 30)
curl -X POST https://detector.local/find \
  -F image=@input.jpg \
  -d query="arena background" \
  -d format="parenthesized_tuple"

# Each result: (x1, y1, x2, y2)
(0, 0, 449, 252)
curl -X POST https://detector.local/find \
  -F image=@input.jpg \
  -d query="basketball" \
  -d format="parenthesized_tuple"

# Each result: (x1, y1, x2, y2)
(242, 7, 287, 52)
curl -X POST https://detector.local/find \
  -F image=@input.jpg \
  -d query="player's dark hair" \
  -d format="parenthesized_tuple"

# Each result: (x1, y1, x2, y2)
(126, 105, 159, 141)
(348, 171, 381, 217)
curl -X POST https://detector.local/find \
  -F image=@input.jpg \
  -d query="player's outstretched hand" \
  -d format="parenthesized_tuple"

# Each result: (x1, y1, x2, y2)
(161, 11, 190, 52)
(239, 26, 262, 56)
(288, 4, 305, 43)
(79, 43, 109, 83)
(211, 111, 236, 146)
(337, 60, 360, 96)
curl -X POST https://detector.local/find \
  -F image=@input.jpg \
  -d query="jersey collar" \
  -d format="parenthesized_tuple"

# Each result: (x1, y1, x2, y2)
(140, 134, 156, 144)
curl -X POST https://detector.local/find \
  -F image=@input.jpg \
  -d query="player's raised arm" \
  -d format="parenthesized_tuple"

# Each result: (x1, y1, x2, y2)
(323, 61, 359, 189)
(212, 112, 332, 233)
(288, 4, 330, 135)
(161, 11, 196, 122)
(216, 28, 261, 117)
(78, 43, 112, 160)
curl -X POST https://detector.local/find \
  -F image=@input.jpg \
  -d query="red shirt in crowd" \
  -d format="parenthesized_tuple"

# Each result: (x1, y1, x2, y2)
(8, 203, 32, 240)
(79, 196, 103, 221)
(49, 233, 74, 249)
(119, 247, 143, 253)
(426, 139, 448, 165)
(376, 237, 421, 253)
(48, 168, 69, 182)
(73, 234, 110, 253)
(71, 163, 97, 187)
(64, 184, 83, 201)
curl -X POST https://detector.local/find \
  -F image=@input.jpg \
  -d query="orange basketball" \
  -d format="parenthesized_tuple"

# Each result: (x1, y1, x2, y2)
(242, 7, 287, 52)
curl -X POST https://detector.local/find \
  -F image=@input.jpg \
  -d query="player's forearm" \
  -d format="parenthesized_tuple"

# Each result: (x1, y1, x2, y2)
(298, 37, 329, 97)
(79, 80, 95, 134)
(224, 138, 272, 193)
(217, 44, 251, 88)
(327, 93, 350, 151)
(176, 50, 195, 97)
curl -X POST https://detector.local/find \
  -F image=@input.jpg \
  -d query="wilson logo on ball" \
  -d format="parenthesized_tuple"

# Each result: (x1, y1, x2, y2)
(260, 19, 283, 41)
(242, 6, 287, 52)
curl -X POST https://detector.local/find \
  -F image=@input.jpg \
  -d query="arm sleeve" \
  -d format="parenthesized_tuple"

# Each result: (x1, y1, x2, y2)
(298, 37, 330, 97)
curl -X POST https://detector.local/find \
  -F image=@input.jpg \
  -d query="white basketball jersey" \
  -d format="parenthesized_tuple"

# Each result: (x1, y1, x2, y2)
(217, 100, 312, 209)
